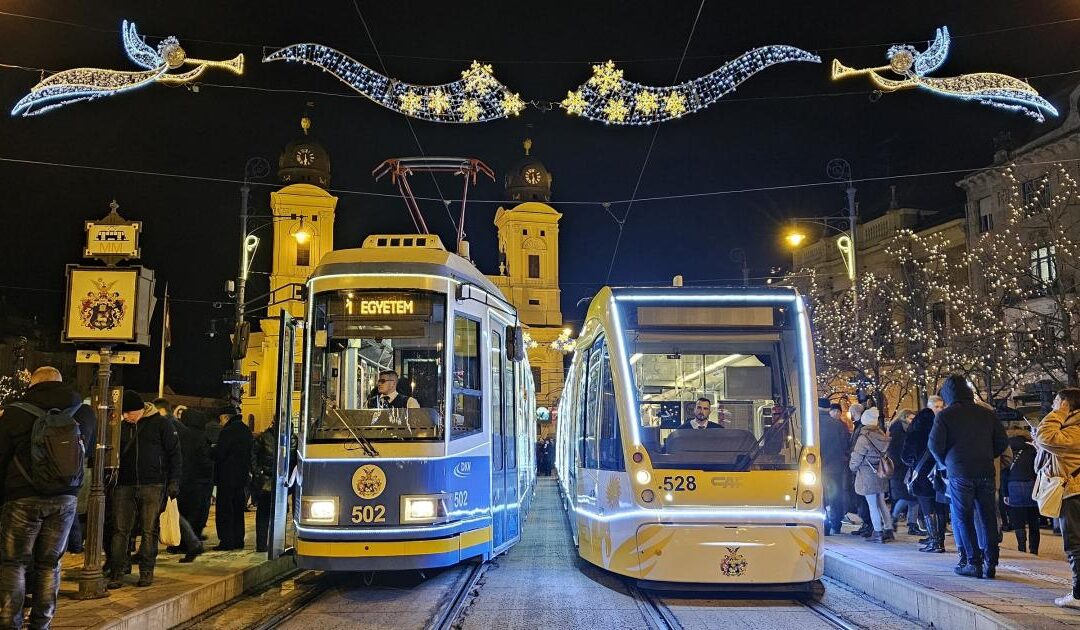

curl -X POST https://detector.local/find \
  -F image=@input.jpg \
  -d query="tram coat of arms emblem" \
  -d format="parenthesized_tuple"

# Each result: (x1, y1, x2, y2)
(352, 464, 387, 500)
(80, 278, 127, 331)
(720, 546, 748, 577)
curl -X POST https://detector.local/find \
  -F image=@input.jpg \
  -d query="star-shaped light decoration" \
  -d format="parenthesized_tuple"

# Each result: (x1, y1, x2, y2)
(604, 97, 629, 123)
(588, 60, 624, 95)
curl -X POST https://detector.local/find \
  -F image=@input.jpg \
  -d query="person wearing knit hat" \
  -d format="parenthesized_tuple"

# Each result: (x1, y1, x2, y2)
(849, 407, 894, 543)
(846, 402, 871, 536)
(108, 390, 181, 589)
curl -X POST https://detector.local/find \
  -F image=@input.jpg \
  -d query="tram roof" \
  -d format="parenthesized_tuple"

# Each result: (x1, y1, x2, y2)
(608, 285, 802, 302)
(311, 236, 505, 297)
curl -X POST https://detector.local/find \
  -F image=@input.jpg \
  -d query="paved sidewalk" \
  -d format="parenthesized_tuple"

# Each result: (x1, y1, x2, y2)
(826, 525, 1080, 629)
(46, 509, 295, 629)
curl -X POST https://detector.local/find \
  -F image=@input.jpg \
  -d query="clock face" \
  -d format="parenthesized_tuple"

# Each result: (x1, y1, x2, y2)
(523, 167, 542, 185)
(296, 148, 316, 167)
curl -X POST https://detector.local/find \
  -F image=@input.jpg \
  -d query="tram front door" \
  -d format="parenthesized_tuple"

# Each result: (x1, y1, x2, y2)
(489, 314, 521, 552)
(268, 311, 297, 560)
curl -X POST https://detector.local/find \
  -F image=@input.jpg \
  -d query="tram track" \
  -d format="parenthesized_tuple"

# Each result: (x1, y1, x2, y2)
(427, 561, 488, 630)
(801, 597, 861, 630)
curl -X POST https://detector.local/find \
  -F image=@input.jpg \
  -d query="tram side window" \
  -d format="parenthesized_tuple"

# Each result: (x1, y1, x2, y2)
(491, 330, 504, 471)
(597, 341, 624, 471)
(582, 337, 603, 469)
(574, 347, 589, 469)
(504, 351, 516, 470)
(452, 317, 482, 438)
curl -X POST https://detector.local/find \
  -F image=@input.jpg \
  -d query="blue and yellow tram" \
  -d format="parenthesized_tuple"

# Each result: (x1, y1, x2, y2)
(556, 286, 823, 587)
(294, 234, 536, 570)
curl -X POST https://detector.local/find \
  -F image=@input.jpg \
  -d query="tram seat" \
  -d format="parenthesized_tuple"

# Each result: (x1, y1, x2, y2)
(663, 428, 758, 470)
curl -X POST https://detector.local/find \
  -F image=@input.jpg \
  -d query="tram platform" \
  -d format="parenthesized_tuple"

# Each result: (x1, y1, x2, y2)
(826, 526, 1080, 629)
(46, 510, 295, 630)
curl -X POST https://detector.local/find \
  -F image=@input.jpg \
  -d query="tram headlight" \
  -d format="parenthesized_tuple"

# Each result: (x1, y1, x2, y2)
(635, 470, 652, 485)
(301, 497, 338, 525)
(401, 494, 447, 523)
(799, 470, 817, 486)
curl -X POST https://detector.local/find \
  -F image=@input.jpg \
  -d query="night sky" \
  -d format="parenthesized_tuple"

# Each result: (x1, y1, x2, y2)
(1, 1, 1079, 396)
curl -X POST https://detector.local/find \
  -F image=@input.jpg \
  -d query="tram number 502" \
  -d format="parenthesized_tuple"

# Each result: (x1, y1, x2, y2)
(351, 505, 386, 523)
(662, 475, 697, 492)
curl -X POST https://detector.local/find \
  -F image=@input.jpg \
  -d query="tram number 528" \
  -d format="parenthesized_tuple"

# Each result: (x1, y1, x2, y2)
(662, 475, 697, 492)
(351, 505, 386, 523)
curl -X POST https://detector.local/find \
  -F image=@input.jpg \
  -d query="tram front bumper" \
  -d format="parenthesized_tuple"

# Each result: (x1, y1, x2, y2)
(633, 523, 821, 584)
(296, 526, 491, 571)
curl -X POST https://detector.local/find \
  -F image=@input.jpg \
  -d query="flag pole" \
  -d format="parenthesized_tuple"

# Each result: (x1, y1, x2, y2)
(158, 283, 168, 398)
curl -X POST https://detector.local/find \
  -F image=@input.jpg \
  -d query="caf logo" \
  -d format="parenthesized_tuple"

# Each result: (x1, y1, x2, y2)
(352, 464, 386, 500)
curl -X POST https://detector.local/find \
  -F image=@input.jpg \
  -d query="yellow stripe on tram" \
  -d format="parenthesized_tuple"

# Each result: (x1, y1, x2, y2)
(297, 527, 492, 558)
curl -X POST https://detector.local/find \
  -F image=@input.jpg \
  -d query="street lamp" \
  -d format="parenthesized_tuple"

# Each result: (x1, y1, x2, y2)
(784, 231, 807, 248)
(228, 157, 270, 408)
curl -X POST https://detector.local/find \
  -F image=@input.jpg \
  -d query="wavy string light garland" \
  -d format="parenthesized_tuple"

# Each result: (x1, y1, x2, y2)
(11, 20, 243, 117)
(559, 45, 821, 125)
(832, 26, 1058, 122)
(264, 44, 524, 123)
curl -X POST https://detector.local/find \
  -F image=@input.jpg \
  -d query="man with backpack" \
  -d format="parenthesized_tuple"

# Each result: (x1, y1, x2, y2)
(108, 391, 181, 589)
(929, 375, 1008, 579)
(0, 366, 89, 629)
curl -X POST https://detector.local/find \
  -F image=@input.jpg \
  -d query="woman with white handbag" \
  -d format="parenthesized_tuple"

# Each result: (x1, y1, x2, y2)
(1030, 388, 1080, 610)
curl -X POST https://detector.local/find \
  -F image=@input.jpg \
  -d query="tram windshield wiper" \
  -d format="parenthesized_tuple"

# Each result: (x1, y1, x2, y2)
(328, 405, 380, 457)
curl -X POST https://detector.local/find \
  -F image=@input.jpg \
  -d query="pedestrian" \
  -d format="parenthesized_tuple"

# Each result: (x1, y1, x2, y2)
(177, 410, 214, 541)
(212, 406, 253, 551)
(0, 367, 88, 629)
(847, 403, 873, 536)
(888, 409, 925, 536)
(902, 395, 948, 553)
(108, 391, 181, 588)
(819, 400, 851, 535)
(929, 375, 1007, 579)
(544, 437, 556, 478)
(849, 407, 894, 543)
(154, 399, 204, 563)
(67, 392, 96, 556)
(1029, 388, 1080, 609)
(250, 422, 277, 553)
(1004, 424, 1039, 555)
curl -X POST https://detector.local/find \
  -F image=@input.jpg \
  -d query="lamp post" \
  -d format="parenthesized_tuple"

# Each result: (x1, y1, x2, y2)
(729, 248, 750, 286)
(229, 157, 269, 408)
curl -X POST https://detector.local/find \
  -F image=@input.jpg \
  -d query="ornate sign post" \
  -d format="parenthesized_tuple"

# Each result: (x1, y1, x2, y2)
(64, 201, 155, 600)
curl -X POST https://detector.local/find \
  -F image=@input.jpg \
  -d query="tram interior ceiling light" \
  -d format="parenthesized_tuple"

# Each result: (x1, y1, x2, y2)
(11, 20, 243, 116)
(831, 26, 1057, 122)
(264, 45, 525, 123)
(560, 46, 820, 125)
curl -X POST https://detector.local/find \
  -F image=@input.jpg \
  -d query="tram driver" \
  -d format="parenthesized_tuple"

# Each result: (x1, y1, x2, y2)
(367, 370, 420, 409)
(679, 398, 723, 430)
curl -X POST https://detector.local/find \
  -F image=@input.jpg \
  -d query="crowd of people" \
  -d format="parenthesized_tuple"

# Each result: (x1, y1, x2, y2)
(0, 366, 284, 629)
(820, 375, 1080, 609)
(536, 436, 556, 476)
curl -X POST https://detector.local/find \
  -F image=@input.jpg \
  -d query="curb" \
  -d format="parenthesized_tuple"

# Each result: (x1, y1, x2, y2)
(92, 554, 297, 630)
(824, 551, 1018, 630)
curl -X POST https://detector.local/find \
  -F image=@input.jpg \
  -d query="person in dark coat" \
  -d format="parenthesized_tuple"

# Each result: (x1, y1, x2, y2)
(108, 391, 181, 589)
(0, 367, 87, 628)
(250, 423, 277, 553)
(902, 396, 948, 553)
(1004, 425, 1040, 554)
(888, 409, 925, 536)
(154, 399, 205, 563)
(819, 400, 851, 535)
(212, 407, 253, 550)
(929, 375, 1008, 579)
(178, 409, 215, 540)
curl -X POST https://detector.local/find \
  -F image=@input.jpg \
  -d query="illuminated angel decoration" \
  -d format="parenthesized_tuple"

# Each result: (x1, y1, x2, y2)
(560, 45, 821, 125)
(11, 21, 243, 117)
(831, 26, 1058, 122)
(263, 44, 525, 123)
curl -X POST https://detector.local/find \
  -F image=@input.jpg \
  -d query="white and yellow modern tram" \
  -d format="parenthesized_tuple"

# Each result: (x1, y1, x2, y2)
(556, 286, 823, 588)
(293, 234, 536, 571)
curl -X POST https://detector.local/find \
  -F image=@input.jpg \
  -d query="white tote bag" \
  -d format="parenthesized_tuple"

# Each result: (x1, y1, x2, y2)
(1033, 450, 1064, 518)
(159, 497, 182, 547)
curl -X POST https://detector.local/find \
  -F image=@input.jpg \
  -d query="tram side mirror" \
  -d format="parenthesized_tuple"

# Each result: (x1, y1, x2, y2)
(231, 322, 250, 360)
(506, 325, 525, 362)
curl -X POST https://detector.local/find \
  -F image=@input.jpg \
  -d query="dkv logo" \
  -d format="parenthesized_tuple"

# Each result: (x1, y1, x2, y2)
(453, 461, 472, 478)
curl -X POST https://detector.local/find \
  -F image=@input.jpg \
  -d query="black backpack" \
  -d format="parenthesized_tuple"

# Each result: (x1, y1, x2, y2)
(7, 402, 85, 495)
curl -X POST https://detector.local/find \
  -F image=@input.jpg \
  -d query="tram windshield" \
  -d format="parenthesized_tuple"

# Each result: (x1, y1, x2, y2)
(305, 290, 446, 443)
(627, 305, 804, 471)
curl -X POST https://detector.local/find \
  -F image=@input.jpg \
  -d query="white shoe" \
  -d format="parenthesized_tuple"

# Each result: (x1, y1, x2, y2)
(843, 513, 863, 525)
(1054, 593, 1080, 609)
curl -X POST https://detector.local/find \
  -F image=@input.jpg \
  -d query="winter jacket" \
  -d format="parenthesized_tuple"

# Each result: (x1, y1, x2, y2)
(179, 410, 214, 485)
(900, 407, 937, 498)
(250, 427, 276, 495)
(819, 412, 851, 472)
(1033, 408, 1080, 499)
(928, 376, 1007, 479)
(1005, 433, 1037, 483)
(849, 425, 891, 496)
(0, 381, 94, 504)
(213, 416, 253, 488)
(887, 419, 912, 500)
(117, 403, 182, 487)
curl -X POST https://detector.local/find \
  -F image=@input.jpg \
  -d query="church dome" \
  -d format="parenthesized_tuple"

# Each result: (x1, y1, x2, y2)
(505, 138, 552, 202)
(278, 115, 331, 188)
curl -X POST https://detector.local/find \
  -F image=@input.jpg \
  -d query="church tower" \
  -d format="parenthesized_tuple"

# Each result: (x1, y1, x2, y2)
(241, 113, 339, 431)
(487, 139, 565, 424)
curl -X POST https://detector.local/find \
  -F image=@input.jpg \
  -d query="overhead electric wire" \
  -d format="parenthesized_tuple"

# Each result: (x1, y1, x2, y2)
(1, 155, 1077, 206)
